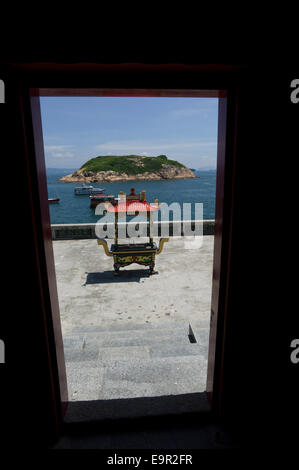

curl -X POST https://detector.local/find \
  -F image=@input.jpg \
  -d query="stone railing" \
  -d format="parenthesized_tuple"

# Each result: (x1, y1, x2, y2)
(51, 220, 215, 240)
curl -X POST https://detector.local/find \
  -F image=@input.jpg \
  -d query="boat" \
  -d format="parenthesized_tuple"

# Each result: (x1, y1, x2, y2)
(90, 187, 105, 194)
(90, 194, 116, 208)
(48, 198, 60, 204)
(74, 184, 104, 195)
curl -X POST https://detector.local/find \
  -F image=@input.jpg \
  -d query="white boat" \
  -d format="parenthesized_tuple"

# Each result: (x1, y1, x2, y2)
(74, 184, 104, 195)
(48, 197, 60, 204)
(90, 187, 105, 194)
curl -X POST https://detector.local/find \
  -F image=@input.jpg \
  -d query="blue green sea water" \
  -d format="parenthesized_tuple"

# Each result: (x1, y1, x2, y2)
(46, 168, 216, 224)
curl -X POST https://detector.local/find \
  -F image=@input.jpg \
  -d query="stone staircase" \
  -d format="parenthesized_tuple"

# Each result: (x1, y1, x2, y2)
(63, 321, 209, 403)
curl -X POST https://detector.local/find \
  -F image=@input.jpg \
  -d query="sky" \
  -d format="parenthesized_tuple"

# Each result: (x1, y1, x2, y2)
(40, 97, 218, 170)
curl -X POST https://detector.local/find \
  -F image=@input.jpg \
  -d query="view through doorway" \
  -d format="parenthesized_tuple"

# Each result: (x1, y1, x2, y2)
(40, 92, 219, 421)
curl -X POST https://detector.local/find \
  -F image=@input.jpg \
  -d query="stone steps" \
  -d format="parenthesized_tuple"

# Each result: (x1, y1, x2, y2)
(63, 321, 209, 402)
(66, 355, 208, 401)
(69, 318, 208, 334)
(64, 334, 208, 359)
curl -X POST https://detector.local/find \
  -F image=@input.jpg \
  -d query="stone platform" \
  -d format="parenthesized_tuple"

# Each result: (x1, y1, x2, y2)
(53, 236, 214, 416)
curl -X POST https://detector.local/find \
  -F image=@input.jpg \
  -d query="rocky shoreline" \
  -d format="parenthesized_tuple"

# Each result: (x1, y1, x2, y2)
(59, 165, 196, 183)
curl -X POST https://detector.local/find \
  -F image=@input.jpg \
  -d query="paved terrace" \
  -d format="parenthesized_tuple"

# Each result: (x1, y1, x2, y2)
(53, 235, 214, 421)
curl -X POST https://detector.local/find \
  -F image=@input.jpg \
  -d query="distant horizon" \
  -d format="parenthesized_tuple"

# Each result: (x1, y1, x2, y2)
(40, 97, 218, 171)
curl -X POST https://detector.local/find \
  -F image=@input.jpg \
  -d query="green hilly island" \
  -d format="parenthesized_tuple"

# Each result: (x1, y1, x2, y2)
(59, 155, 196, 182)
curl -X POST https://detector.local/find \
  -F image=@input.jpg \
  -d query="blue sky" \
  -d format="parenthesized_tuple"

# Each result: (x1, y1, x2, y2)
(40, 97, 218, 170)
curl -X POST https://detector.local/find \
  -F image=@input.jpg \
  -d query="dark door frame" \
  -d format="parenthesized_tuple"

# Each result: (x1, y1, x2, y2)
(5, 62, 244, 441)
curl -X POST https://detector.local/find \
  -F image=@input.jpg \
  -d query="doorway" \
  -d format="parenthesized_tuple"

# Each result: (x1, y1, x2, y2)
(32, 87, 230, 422)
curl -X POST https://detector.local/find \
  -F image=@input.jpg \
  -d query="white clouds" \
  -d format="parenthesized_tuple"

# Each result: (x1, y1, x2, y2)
(196, 155, 217, 169)
(94, 139, 216, 154)
(45, 145, 73, 151)
(43, 140, 217, 169)
(44, 145, 74, 158)
(51, 152, 74, 158)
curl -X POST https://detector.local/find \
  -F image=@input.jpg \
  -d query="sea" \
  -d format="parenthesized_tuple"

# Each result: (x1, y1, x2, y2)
(46, 168, 216, 225)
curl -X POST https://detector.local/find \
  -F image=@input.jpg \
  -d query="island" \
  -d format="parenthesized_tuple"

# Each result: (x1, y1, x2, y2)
(59, 155, 196, 182)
